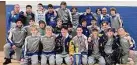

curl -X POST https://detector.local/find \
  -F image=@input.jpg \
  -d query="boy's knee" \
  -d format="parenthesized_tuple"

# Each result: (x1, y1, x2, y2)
(4, 44, 11, 49)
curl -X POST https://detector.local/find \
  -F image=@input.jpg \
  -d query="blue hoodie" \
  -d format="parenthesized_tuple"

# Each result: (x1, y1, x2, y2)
(79, 13, 95, 26)
(45, 12, 57, 28)
(7, 11, 24, 31)
(98, 14, 110, 26)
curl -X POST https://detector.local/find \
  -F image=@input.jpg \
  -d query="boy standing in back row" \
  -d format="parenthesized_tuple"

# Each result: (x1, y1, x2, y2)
(56, 1, 72, 25)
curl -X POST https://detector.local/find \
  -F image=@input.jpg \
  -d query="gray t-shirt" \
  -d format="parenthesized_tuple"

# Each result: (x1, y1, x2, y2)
(10, 27, 26, 47)
(104, 38, 114, 54)
(41, 35, 56, 52)
(24, 35, 40, 53)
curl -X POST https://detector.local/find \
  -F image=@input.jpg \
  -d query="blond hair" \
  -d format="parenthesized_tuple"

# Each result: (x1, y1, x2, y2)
(45, 26, 53, 31)
(30, 24, 39, 31)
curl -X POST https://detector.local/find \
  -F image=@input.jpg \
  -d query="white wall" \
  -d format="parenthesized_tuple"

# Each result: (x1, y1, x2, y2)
(6, 1, 137, 6)
(6, 1, 137, 11)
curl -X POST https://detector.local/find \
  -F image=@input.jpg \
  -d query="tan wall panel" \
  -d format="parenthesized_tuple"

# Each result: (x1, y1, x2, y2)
(0, 1, 6, 51)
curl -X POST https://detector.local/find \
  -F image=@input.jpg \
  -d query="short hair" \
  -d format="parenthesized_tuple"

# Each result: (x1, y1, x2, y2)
(107, 28, 115, 33)
(96, 8, 101, 13)
(77, 25, 83, 29)
(101, 21, 109, 25)
(110, 7, 117, 13)
(92, 28, 99, 32)
(61, 25, 68, 30)
(16, 18, 23, 23)
(91, 20, 97, 24)
(29, 18, 34, 22)
(26, 5, 32, 8)
(30, 24, 39, 31)
(86, 7, 91, 10)
(60, 1, 67, 5)
(45, 26, 53, 31)
(48, 4, 53, 8)
(71, 6, 77, 12)
(39, 20, 46, 25)
(67, 23, 73, 28)
(38, 3, 43, 7)
(81, 19, 86, 23)
(57, 18, 63, 22)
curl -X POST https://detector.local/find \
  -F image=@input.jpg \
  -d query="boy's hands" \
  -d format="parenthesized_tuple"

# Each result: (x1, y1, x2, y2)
(12, 45, 16, 50)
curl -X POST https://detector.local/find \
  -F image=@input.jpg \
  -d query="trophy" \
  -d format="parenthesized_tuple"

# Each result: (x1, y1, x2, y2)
(69, 40, 74, 55)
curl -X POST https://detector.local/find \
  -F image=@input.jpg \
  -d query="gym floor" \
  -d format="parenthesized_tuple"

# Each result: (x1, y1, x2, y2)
(0, 51, 135, 65)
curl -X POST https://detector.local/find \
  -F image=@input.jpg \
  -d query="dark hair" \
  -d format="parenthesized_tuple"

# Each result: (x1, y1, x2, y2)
(110, 7, 117, 13)
(81, 19, 86, 23)
(38, 3, 43, 7)
(92, 28, 99, 32)
(107, 28, 115, 33)
(29, 18, 34, 22)
(61, 25, 68, 30)
(86, 7, 91, 9)
(77, 25, 82, 29)
(101, 21, 109, 25)
(39, 20, 46, 25)
(60, 1, 67, 5)
(26, 5, 32, 8)
(91, 19, 97, 22)
(71, 6, 77, 12)
(96, 8, 101, 13)
(48, 4, 53, 8)
(16, 18, 23, 23)
(67, 23, 73, 28)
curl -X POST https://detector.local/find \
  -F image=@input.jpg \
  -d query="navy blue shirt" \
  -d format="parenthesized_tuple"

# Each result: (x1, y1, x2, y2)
(82, 26, 90, 37)
(7, 11, 24, 31)
(79, 13, 95, 26)
(45, 12, 57, 28)
(98, 14, 110, 26)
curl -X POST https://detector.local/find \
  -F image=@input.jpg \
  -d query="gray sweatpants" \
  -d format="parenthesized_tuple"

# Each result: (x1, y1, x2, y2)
(88, 55, 106, 65)
(121, 53, 129, 64)
(4, 43, 22, 60)
(73, 54, 87, 65)
(20, 55, 38, 65)
(56, 54, 71, 65)
(41, 54, 55, 65)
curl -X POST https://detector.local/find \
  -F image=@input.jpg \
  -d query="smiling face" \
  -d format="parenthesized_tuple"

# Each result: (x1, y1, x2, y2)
(118, 28, 125, 36)
(102, 8, 107, 15)
(86, 8, 91, 14)
(82, 21, 87, 27)
(92, 30, 98, 39)
(76, 27, 83, 36)
(48, 7, 54, 13)
(96, 8, 101, 15)
(26, 7, 32, 13)
(107, 31, 114, 37)
(45, 28, 52, 36)
(29, 20, 35, 26)
(14, 4, 20, 12)
(61, 4, 66, 9)
(61, 28, 68, 37)
(30, 27, 38, 35)
(37, 4, 43, 11)
(110, 10, 116, 16)
(16, 21, 22, 28)
(72, 8, 77, 13)
(57, 19, 63, 26)
(39, 23, 45, 29)
(102, 22, 109, 30)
